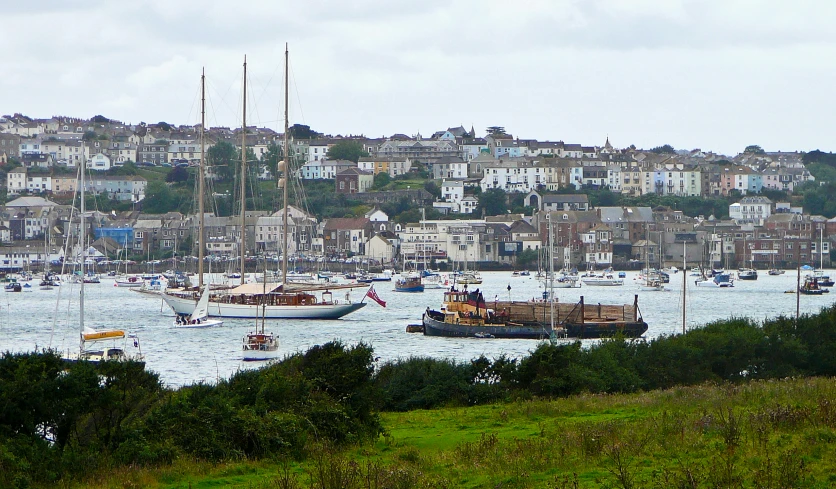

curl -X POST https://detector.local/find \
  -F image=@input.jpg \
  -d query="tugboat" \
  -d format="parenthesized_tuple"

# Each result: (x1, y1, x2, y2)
(797, 276, 828, 295)
(422, 287, 647, 339)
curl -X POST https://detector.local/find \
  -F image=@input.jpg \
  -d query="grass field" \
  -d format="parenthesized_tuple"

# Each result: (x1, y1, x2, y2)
(68, 376, 836, 488)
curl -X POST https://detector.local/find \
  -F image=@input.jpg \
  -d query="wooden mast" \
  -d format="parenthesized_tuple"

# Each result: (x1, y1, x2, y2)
(239, 56, 248, 280)
(682, 240, 686, 334)
(281, 44, 290, 286)
(198, 68, 206, 288)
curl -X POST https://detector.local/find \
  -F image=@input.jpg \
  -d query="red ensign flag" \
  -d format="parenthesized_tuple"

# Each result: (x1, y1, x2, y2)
(366, 286, 386, 307)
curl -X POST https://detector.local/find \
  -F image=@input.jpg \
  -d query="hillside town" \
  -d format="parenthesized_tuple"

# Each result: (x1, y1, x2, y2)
(0, 113, 831, 272)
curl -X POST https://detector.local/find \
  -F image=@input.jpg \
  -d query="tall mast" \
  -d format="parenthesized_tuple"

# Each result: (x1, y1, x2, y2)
(79, 149, 86, 350)
(239, 56, 248, 280)
(198, 68, 206, 288)
(820, 227, 824, 270)
(548, 213, 555, 332)
(682, 240, 686, 334)
(281, 44, 290, 286)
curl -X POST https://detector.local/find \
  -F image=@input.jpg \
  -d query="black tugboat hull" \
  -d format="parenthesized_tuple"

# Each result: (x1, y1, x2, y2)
(421, 314, 648, 340)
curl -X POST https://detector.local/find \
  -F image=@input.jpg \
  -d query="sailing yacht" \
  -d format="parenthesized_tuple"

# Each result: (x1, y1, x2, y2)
(161, 47, 367, 320)
(63, 153, 144, 364)
(639, 231, 664, 292)
(539, 214, 579, 289)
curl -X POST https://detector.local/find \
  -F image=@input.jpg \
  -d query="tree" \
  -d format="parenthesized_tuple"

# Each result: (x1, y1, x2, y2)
(82, 130, 97, 141)
(650, 144, 676, 154)
(157, 121, 172, 131)
(262, 143, 283, 179)
(142, 181, 176, 213)
(91, 114, 110, 123)
(166, 165, 189, 183)
(744, 145, 765, 154)
(326, 141, 369, 163)
(424, 180, 441, 199)
(517, 248, 538, 268)
(477, 188, 507, 216)
(288, 124, 320, 140)
(486, 126, 506, 136)
(372, 172, 392, 190)
(207, 141, 238, 181)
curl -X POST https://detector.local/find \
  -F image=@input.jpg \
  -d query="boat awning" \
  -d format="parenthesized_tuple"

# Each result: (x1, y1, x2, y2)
(226, 283, 283, 294)
(82, 328, 126, 342)
(224, 282, 369, 295)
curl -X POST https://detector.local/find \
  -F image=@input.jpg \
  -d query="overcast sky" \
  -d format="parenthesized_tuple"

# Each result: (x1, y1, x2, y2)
(2, 0, 833, 155)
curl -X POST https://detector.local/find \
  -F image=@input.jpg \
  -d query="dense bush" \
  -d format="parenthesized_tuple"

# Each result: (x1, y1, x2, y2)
(0, 341, 381, 487)
(6, 307, 836, 486)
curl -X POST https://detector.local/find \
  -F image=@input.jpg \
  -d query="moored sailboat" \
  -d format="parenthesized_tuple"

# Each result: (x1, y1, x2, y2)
(161, 46, 368, 320)
(63, 152, 144, 364)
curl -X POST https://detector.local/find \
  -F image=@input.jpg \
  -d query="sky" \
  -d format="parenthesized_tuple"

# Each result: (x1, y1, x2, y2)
(1, 0, 834, 155)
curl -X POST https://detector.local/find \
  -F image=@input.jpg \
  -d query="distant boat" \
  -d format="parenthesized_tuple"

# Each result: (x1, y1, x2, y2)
(796, 276, 828, 295)
(737, 269, 758, 281)
(768, 269, 785, 276)
(695, 272, 734, 288)
(395, 273, 424, 293)
(580, 272, 624, 286)
(115, 276, 143, 287)
(174, 286, 224, 328)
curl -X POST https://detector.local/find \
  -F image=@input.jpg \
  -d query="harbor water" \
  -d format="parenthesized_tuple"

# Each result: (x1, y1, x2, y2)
(0, 270, 830, 387)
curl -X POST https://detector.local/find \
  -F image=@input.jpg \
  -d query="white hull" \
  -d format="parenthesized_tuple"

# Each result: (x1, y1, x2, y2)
(161, 292, 366, 319)
(242, 348, 281, 361)
(640, 285, 666, 292)
(694, 280, 733, 288)
(422, 282, 445, 289)
(115, 281, 142, 288)
(581, 279, 624, 286)
(174, 319, 224, 328)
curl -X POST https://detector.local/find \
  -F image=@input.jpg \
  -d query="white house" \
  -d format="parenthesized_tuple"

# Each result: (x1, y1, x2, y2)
(320, 160, 356, 179)
(87, 153, 112, 171)
(479, 159, 547, 193)
(305, 139, 334, 162)
(367, 234, 396, 262)
(440, 180, 464, 204)
(27, 174, 52, 193)
(461, 196, 478, 214)
(7, 167, 27, 195)
(365, 208, 389, 222)
(729, 196, 772, 225)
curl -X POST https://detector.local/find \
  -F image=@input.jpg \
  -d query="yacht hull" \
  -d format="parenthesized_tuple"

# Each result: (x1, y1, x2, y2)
(161, 292, 366, 319)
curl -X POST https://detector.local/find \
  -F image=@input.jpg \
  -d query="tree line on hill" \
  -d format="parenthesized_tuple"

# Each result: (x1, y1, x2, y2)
(4, 305, 836, 486)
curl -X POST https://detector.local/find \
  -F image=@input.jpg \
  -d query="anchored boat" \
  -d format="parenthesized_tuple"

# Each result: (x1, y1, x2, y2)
(422, 288, 647, 339)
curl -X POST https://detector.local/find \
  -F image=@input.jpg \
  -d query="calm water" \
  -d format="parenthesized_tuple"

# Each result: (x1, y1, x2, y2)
(0, 270, 829, 387)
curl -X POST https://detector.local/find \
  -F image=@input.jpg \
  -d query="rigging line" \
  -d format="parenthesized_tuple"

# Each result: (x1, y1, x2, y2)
(249, 61, 283, 122)
(205, 77, 239, 126)
(246, 72, 264, 131)
(288, 58, 307, 126)
(181, 83, 201, 133)
(50, 163, 82, 348)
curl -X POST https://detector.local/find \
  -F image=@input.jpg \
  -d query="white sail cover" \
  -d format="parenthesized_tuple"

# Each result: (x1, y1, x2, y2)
(190, 286, 211, 321)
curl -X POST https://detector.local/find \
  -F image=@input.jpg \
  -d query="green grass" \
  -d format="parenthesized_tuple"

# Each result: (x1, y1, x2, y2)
(67, 377, 836, 488)
(136, 166, 171, 183)
(387, 178, 427, 191)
